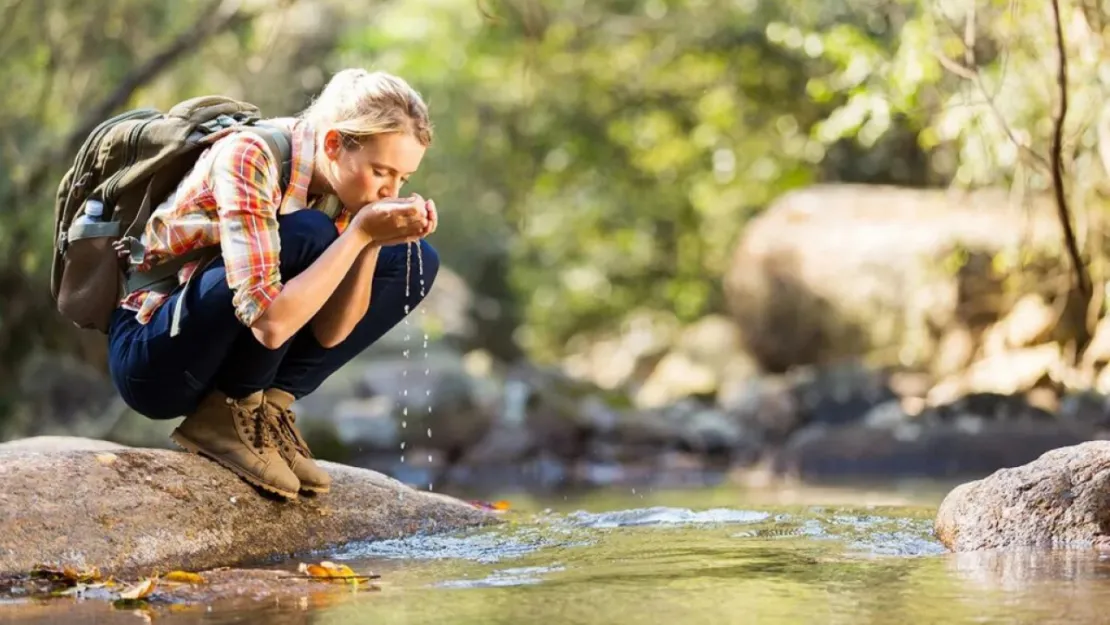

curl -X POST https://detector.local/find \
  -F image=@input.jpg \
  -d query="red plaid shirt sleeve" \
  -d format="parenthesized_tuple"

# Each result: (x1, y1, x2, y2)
(208, 134, 284, 327)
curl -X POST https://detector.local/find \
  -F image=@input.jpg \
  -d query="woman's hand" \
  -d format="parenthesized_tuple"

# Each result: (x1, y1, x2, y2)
(350, 195, 429, 246)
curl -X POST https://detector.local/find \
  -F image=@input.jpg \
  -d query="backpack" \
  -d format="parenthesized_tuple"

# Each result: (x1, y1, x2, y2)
(51, 95, 292, 334)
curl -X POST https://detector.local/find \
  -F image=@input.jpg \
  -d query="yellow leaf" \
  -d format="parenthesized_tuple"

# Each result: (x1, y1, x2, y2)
(319, 561, 357, 578)
(118, 578, 156, 600)
(298, 563, 332, 579)
(162, 571, 205, 584)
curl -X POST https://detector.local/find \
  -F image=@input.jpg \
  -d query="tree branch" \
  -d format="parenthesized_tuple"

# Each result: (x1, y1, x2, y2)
(1049, 0, 1090, 301)
(12, 0, 251, 205)
(930, 0, 1051, 173)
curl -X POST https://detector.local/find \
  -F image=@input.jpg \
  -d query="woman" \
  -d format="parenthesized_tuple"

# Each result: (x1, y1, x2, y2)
(107, 68, 439, 500)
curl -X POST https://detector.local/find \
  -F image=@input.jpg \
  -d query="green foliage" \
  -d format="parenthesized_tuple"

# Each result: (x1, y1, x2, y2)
(1, 0, 1106, 398)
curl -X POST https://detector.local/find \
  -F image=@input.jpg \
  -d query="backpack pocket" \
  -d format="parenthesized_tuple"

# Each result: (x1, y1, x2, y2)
(56, 220, 123, 333)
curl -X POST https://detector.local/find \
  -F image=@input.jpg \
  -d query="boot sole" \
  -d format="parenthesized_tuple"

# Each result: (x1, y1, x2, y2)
(170, 430, 299, 500)
(300, 484, 330, 495)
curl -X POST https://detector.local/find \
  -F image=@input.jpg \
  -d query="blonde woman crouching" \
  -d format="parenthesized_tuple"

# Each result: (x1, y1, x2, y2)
(107, 69, 439, 499)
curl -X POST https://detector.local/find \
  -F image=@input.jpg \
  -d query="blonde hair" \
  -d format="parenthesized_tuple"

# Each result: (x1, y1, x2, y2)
(301, 68, 432, 146)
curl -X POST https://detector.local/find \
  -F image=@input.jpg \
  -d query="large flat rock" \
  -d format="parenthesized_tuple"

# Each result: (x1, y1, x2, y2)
(934, 441, 1110, 552)
(0, 437, 497, 577)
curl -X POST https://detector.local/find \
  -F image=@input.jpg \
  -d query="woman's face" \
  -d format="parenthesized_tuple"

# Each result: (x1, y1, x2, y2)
(321, 129, 426, 210)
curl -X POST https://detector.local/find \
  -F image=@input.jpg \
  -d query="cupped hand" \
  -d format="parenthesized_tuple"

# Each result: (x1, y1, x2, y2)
(351, 195, 429, 245)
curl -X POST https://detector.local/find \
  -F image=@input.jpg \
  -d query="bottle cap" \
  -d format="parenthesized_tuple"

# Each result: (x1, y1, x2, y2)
(85, 199, 104, 218)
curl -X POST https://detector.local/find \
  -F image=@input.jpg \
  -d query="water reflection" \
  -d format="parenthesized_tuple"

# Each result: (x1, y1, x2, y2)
(10, 487, 1110, 624)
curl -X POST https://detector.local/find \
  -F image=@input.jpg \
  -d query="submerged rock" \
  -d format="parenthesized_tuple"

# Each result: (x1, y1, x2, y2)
(934, 441, 1110, 552)
(0, 437, 497, 578)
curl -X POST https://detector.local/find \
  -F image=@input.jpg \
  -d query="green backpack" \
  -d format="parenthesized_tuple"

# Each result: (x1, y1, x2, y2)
(51, 95, 292, 334)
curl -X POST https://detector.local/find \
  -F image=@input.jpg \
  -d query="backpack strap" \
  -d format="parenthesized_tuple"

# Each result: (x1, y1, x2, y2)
(242, 123, 293, 193)
(122, 124, 295, 337)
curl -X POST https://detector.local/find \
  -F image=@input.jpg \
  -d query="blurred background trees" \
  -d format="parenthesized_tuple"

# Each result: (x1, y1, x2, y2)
(2, 0, 1107, 432)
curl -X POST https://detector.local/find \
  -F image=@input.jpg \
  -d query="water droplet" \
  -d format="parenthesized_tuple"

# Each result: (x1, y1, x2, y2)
(427, 428, 432, 438)
(400, 455, 405, 463)
(427, 455, 433, 462)
(402, 421, 407, 428)
(400, 442, 406, 449)
(403, 389, 408, 396)
(404, 304, 410, 314)
(403, 407, 408, 416)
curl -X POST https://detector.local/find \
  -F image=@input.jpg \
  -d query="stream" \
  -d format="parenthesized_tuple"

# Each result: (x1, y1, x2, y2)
(5, 480, 1110, 624)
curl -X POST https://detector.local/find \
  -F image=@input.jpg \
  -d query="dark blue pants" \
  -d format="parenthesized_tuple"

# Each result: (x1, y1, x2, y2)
(108, 209, 439, 420)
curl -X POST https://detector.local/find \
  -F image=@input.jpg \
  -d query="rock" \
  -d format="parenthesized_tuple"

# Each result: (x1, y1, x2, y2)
(0, 440, 497, 578)
(934, 441, 1110, 552)
(788, 362, 896, 427)
(675, 314, 748, 371)
(0, 436, 126, 453)
(774, 418, 1098, 481)
(723, 376, 801, 444)
(980, 294, 1056, 354)
(1, 566, 377, 616)
(635, 351, 719, 409)
(723, 183, 1065, 372)
(1059, 391, 1110, 431)
(561, 310, 679, 390)
(927, 344, 1065, 406)
(1081, 316, 1110, 373)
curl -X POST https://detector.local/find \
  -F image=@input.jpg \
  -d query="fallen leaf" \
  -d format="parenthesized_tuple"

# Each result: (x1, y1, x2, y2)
(298, 563, 333, 579)
(31, 565, 101, 585)
(295, 561, 379, 585)
(469, 499, 512, 512)
(117, 578, 156, 600)
(319, 561, 357, 578)
(162, 571, 205, 584)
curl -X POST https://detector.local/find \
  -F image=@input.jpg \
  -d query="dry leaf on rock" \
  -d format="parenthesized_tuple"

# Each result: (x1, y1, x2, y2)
(161, 571, 205, 584)
(295, 561, 379, 585)
(117, 577, 156, 600)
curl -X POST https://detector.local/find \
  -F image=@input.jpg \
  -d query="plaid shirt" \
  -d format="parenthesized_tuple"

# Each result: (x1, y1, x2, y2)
(120, 117, 353, 328)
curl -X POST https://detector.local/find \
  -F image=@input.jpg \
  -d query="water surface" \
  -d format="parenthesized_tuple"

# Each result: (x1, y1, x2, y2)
(6, 481, 1110, 624)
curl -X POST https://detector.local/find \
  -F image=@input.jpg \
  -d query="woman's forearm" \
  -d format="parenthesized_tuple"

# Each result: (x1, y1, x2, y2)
(310, 244, 381, 348)
(250, 228, 371, 348)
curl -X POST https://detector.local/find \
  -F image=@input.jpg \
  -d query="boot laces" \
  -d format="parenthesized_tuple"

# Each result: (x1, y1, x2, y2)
(232, 403, 276, 451)
(272, 405, 313, 458)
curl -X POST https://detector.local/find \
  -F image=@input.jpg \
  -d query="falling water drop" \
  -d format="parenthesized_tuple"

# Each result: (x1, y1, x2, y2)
(427, 428, 432, 438)
(400, 442, 406, 450)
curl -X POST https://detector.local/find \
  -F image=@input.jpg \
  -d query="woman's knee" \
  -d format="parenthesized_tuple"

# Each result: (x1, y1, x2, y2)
(278, 210, 340, 275)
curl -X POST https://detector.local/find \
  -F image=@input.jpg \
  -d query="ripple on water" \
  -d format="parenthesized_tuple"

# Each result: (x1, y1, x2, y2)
(331, 526, 589, 564)
(436, 565, 567, 589)
(567, 506, 771, 529)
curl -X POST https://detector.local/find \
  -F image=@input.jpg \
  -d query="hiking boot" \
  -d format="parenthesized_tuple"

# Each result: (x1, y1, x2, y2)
(170, 390, 300, 499)
(263, 388, 331, 494)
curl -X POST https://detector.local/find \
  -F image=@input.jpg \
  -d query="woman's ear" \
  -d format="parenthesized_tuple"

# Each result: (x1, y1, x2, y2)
(322, 128, 343, 160)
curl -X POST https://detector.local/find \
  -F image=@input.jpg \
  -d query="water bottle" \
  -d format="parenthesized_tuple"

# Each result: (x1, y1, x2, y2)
(83, 199, 104, 220)
(70, 199, 104, 230)
(66, 199, 107, 251)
